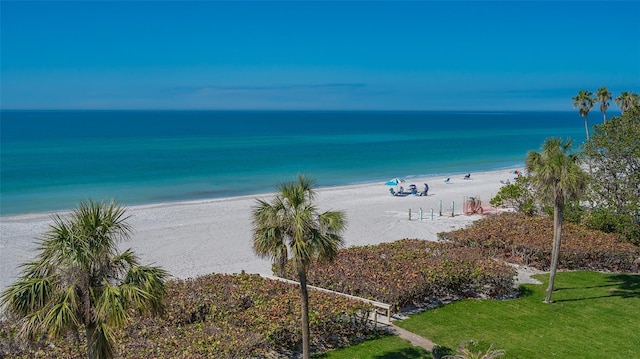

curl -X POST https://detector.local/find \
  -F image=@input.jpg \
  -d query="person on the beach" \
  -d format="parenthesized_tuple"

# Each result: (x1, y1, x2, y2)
(464, 173, 471, 180)
(422, 183, 429, 196)
(398, 186, 404, 194)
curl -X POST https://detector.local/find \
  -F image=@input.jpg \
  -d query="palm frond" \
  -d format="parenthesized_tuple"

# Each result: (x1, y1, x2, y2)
(319, 210, 347, 234)
(122, 265, 168, 315)
(252, 175, 347, 268)
(109, 248, 140, 282)
(525, 138, 586, 206)
(17, 259, 53, 279)
(90, 322, 116, 359)
(252, 226, 286, 260)
(19, 310, 46, 341)
(311, 231, 344, 262)
(40, 214, 86, 267)
(444, 342, 506, 359)
(1, 276, 54, 316)
(42, 286, 80, 338)
(73, 200, 132, 257)
(96, 283, 128, 328)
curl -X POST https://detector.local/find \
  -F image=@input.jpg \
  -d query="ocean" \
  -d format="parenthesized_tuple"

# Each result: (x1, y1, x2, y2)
(0, 110, 597, 216)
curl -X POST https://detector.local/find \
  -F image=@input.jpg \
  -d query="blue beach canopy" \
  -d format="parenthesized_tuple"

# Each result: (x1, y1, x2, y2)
(385, 178, 405, 186)
(385, 178, 405, 192)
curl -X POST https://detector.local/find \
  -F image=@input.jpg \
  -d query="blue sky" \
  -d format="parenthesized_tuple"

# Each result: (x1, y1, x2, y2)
(1, 1, 639, 111)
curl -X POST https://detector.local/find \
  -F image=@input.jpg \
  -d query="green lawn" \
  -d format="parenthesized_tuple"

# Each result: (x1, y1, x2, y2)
(313, 335, 431, 359)
(322, 271, 640, 359)
(397, 271, 640, 358)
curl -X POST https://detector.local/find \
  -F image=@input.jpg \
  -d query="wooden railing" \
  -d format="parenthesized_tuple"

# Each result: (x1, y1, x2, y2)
(260, 274, 393, 324)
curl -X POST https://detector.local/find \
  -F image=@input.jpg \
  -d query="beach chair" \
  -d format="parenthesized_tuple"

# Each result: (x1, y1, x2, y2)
(389, 188, 409, 197)
(444, 177, 450, 184)
(464, 173, 471, 180)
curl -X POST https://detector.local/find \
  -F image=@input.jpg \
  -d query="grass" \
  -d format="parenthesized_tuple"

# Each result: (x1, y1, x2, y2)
(313, 334, 432, 359)
(321, 271, 640, 358)
(396, 271, 640, 359)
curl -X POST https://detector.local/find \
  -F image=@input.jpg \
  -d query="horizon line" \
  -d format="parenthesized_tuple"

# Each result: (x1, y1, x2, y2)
(1, 108, 590, 113)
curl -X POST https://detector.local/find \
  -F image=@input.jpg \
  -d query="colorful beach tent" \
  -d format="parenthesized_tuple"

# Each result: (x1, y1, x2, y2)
(385, 178, 405, 191)
(385, 178, 405, 186)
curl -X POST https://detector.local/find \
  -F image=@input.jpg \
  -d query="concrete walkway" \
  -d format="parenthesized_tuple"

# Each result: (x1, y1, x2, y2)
(389, 323, 436, 351)
(372, 310, 437, 352)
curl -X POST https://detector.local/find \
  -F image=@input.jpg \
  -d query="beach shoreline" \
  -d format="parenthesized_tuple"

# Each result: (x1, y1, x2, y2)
(0, 169, 517, 291)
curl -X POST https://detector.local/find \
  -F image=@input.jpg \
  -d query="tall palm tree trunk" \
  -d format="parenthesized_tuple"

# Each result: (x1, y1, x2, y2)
(86, 324, 98, 359)
(545, 203, 564, 303)
(277, 246, 288, 277)
(297, 264, 311, 359)
(583, 115, 590, 141)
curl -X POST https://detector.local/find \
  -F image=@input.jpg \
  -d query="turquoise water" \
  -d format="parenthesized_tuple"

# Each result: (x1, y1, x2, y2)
(0, 110, 595, 215)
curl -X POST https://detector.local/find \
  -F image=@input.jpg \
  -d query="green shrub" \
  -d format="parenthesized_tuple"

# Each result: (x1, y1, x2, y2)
(0, 273, 377, 358)
(582, 208, 640, 245)
(541, 201, 585, 224)
(490, 178, 536, 216)
(440, 212, 640, 272)
(281, 240, 517, 311)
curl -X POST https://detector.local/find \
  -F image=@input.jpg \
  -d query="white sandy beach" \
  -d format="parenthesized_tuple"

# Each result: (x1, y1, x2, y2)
(0, 169, 519, 291)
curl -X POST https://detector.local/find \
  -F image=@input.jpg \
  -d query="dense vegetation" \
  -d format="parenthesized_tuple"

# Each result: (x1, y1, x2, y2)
(281, 240, 517, 310)
(440, 212, 640, 273)
(491, 104, 640, 245)
(1, 273, 377, 358)
(582, 105, 640, 227)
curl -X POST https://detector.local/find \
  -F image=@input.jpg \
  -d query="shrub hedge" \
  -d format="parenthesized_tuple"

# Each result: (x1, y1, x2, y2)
(439, 212, 640, 272)
(0, 273, 377, 358)
(281, 240, 517, 311)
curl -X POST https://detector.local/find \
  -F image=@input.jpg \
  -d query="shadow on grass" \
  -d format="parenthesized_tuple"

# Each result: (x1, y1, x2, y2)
(518, 285, 535, 298)
(554, 273, 640, 303)
(555, 283, 618, 290)
(608, 273, 640, 299)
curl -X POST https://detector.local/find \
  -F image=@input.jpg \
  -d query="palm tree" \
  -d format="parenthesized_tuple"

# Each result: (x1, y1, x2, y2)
(628, 92, 639, 110)
(615, 91, 640, 114)
(0, 200, 169, 359)
(596, 87, 612, 123)
(252, 174, 346, 359)
(525, 138, 588, 303)
(444, 342, 506, 359)
(572, 90, 595, 140)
